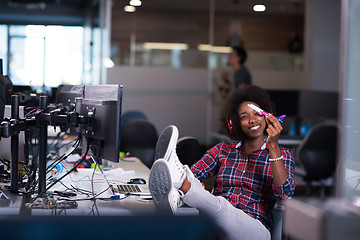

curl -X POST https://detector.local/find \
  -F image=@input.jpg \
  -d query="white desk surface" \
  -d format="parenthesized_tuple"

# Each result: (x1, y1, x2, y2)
(0, 157, 156, 216)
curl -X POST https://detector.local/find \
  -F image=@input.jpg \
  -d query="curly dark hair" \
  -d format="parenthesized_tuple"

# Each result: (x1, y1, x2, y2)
(220, 85, 275, 141)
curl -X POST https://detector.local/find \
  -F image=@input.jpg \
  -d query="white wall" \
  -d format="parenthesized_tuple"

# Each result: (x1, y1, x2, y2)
(107, 66, 210, 144)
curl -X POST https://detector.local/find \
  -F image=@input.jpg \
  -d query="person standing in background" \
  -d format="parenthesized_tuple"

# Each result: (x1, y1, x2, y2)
(220, 46, 252, 99)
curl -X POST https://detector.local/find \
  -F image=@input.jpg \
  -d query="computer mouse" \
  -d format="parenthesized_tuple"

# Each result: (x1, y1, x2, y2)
(127, 178, 146, 184)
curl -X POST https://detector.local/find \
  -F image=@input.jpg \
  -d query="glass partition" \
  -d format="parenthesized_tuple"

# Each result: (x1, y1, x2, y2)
(338, 0, 360, 204)
(110, 0, 305, 72)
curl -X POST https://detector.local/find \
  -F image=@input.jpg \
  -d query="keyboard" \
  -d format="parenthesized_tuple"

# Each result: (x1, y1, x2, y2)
(111, 184, 142, 193)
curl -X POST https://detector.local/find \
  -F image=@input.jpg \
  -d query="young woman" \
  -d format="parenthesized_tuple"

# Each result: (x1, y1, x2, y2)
(149, 85, 295, 240)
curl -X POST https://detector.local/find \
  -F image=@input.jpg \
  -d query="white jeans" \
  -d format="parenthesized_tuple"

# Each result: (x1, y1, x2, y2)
(181, 172, 271, 240)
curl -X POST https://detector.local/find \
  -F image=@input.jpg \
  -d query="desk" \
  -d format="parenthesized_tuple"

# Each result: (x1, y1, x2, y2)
(0, 157, 198, 216)
(278, 135, 303, 147)
(0, 157, 155, 216)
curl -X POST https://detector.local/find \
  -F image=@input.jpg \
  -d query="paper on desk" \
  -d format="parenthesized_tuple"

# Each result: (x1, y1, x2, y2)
(65, 153, 81, 163)
(76, 167, 135, 177)
(103, 167, 136, 177)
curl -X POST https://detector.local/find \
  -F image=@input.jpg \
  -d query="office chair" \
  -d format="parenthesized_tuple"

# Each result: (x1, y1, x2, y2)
(121, 110, 147, 127)
(176, 136, 201, 167)
(271, 200, 288, 240)
(120, 119, 158, 169)
(296, 122, 338, 196)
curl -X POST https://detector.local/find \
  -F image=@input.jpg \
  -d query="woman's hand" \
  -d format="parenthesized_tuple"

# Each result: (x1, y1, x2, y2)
(265, 114, 282, 147)
(265, 114, 289, 186)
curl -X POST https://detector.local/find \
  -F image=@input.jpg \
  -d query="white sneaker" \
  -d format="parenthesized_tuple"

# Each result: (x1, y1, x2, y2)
(149, 159, 184, 214)
(155, 125, 179, 161)
(154, 125, 186, 189)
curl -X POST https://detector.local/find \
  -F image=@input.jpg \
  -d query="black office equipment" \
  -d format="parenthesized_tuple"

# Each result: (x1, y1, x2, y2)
(297, 90, 338, 120)
(0, 64, 13, 120)
(120, 119, 158, 169)
(176, 136, 201, 167)
(267, 89, 338, 120)
(11, 85, 40, 106)
(80, 84, 123, 163)
(55, 84, 84, 112)
(296, 122, 338, 196)
(266, 90, 300, 117)
(29, 84, 122, 196)
(128, 177, 147, 184)
(121, 110, 147, 127)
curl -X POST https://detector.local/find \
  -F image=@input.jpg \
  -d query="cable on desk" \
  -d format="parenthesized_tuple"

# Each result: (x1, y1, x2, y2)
(46, 135, 80, 173)
(26, 195, 78, 210)
(29, 139, 91, 204)
(89, 198, 100, 216)
(24, 136, 80, 195)
(90, 156, 114, 195)
(48, 131, 64, 151)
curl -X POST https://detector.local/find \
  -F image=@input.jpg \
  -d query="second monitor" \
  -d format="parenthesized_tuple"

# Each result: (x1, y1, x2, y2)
(79, 85, 123, 163)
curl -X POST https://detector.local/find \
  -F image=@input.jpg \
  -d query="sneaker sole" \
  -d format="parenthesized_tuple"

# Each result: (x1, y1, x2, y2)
(155, 125, 178, 161)
(149, 160, 173, 215)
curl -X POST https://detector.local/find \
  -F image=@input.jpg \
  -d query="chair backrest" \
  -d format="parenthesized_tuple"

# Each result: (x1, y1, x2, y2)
(121, 110, 147, 127)
(120, 119, 158, 168)
(176, 136, 201, 167)
(296, 123, 338, 181)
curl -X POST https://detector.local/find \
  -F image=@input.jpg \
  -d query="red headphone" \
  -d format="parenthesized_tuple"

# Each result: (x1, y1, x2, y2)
(227, 117, 234, 134)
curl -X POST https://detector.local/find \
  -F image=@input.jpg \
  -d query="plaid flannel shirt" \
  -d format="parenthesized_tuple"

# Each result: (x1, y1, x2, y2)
(191, 141, 296, 230)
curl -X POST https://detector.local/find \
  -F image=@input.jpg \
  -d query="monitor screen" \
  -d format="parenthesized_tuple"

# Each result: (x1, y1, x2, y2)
(80, 85, 123, 163)
(298, 90, 338, 120)
(266, 90, 300, 117)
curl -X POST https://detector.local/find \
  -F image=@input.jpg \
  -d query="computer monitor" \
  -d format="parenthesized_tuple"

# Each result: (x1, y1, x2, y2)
(0, 75, 13, 121)
(80, 84, 123, 163)
(55, 84, 84, 112)
(266, 90, 300, 117)
(297, 90, 338, 120)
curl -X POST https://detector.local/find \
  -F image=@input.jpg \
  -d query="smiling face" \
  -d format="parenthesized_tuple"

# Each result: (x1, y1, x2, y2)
(238, 101, 267, 140)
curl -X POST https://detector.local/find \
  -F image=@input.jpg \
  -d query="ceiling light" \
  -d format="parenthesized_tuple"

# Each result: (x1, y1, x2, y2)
(130, 0, 142, 7)
(124, 5, 136, 12)
(104, 58, 115, 68)
(143, 42, 189, 50)
(197, 44, 232, 53)
(253, 4, 266, 12)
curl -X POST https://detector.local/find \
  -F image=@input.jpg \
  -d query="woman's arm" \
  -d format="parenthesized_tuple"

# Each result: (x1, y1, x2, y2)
(265, 114, 290, 186)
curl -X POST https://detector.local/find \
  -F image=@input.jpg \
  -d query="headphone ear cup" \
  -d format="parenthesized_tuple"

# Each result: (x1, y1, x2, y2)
(227, 117, 234, 134)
